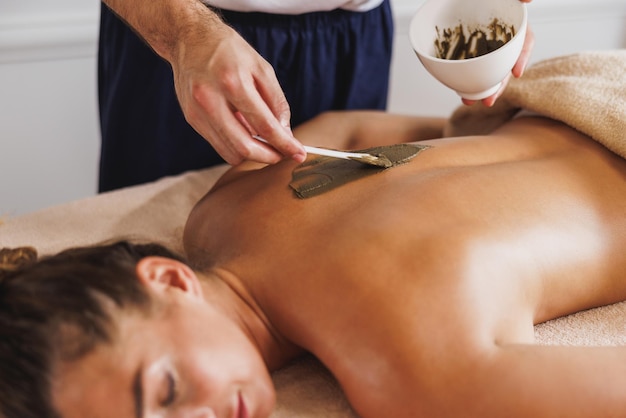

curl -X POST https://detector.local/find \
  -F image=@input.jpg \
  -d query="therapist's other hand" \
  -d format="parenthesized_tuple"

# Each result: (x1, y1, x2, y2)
(462, 0, 535, 107)
(172, 25, 306, 165)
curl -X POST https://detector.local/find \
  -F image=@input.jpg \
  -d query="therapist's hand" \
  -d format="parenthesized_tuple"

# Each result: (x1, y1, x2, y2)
(462, 0, 535, 107)
(101, 0, 306, 166)
(171, 24, 306, 165)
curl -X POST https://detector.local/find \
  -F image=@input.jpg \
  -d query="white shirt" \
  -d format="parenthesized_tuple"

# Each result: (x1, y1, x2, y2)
(204, 0, 384, 14)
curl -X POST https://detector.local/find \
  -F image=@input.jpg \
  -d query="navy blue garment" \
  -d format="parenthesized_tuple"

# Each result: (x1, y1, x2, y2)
(98, 2, 394, 192)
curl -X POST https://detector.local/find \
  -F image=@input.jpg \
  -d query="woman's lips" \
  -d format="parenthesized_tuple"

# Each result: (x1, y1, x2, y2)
(236, 392, 249, 418)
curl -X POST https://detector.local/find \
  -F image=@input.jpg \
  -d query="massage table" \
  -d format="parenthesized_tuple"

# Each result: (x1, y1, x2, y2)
(1, 50, 625, 416)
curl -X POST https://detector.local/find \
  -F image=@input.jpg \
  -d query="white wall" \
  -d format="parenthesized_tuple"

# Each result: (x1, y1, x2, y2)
(0, 0, 100, 217)
(0, 0, 625, 217)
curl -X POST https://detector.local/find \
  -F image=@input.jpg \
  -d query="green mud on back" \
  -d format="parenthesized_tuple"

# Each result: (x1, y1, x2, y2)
(290, 143, 430, 199)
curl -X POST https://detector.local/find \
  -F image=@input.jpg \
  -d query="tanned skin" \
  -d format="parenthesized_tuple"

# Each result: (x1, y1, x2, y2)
(184, 111, 626, 418)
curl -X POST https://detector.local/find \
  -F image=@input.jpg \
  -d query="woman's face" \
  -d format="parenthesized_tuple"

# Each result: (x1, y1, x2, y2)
(51, 289, 275, 418)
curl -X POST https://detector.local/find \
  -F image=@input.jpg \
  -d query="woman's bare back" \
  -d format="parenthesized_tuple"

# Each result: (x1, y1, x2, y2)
(184, 116, 626, 417)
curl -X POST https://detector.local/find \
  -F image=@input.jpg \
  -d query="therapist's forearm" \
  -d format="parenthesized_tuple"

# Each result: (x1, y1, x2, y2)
(101, 0, 226, 63)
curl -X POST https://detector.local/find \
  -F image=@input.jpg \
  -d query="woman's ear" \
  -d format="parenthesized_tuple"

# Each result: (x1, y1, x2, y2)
(135, 256, 203, 299)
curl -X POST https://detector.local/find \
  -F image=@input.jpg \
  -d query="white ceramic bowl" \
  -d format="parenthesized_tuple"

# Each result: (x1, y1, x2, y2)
(409, 0, 527, 100)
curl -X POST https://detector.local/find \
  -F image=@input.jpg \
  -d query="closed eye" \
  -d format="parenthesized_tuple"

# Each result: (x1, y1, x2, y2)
(161, 372, 177, 407)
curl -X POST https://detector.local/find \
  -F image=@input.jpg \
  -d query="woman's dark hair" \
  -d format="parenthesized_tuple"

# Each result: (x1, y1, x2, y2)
(0, 241, 187, 418)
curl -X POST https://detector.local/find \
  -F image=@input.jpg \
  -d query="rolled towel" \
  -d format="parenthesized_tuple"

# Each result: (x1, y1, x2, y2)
(444, 50, 626, 158)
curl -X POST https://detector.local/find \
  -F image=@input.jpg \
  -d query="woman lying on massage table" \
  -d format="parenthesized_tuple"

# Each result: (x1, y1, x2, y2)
(1, 111, 625, 418)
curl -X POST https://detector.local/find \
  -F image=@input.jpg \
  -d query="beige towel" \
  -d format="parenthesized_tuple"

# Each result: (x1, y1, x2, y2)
(444, 50, 626, 157)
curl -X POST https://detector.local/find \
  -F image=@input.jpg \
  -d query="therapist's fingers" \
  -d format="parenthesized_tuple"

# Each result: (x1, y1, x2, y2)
(184, 89, 284, 165)
(174, 66, 283, 164)
(512, 0, 535, 77)
(461, 73, 511, 107)
(463, 20, 535, 107)
(230, 64, 306, 162)
(253, 61, 293, 131)
(172, 26, 306, 165)
(205, 29, 305, 162)
(512, 25, 535, 78)
(483, 73, 512, 107)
